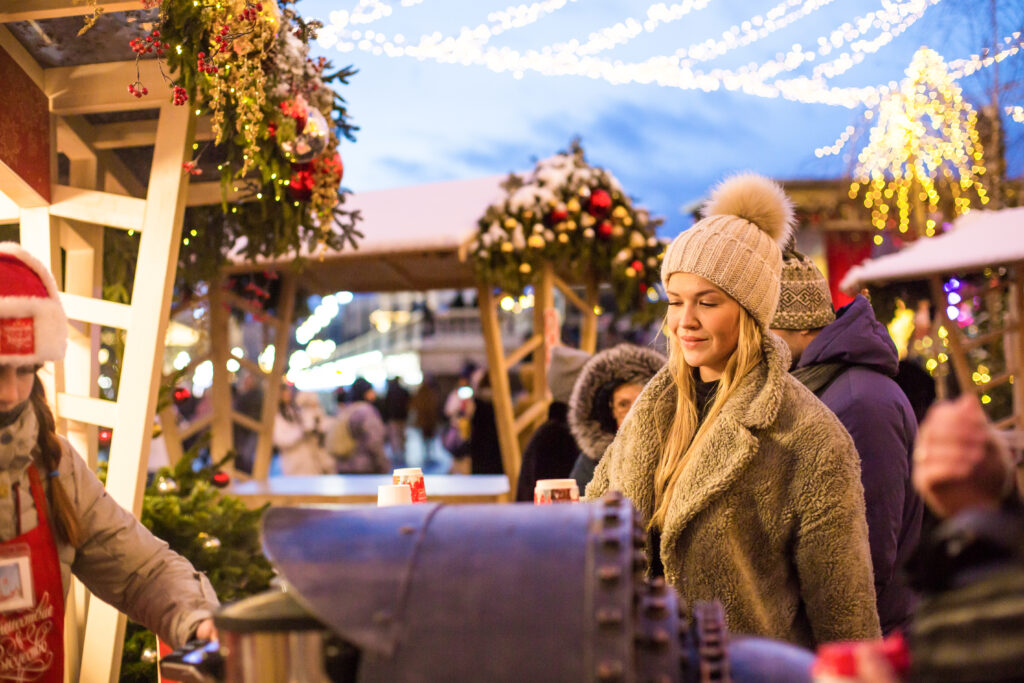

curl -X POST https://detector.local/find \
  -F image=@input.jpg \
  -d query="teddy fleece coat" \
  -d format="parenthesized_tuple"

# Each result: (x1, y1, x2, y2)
(585, 334, 881, 648)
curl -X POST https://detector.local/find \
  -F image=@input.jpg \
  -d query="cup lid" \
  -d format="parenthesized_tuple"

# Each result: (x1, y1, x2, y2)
(535, 478, 579, 490)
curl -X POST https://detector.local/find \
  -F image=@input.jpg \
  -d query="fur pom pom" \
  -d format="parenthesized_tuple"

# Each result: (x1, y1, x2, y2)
(702, 173, 795, 246)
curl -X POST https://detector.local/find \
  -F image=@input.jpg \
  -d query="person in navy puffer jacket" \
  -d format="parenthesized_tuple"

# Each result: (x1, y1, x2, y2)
(771, 250, 924, 635)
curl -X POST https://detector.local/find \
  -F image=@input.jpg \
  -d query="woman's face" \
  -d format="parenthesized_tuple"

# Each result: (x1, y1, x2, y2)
(0, 365, 35, 412)
(665, 272, 742, 381)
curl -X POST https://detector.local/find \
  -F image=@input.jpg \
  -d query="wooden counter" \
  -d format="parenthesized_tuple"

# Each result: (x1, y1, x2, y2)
(228, 474, 511, 507)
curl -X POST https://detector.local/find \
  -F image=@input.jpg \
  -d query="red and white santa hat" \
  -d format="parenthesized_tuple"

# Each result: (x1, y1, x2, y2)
(0, 243, 67, 365)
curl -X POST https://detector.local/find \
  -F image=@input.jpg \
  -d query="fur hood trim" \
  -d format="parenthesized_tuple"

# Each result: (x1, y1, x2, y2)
(568, 343, 665, 461)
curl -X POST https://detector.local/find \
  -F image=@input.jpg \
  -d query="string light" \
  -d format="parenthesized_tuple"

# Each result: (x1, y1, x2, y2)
(815, 125, 856, 157)
(319, 0, 955, 107)
(1005, 105, 1024, 123)
(851, 47, 989, 237)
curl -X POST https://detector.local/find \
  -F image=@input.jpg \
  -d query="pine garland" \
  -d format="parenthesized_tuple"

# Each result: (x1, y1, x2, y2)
(123, 0, 362, 287)
(107, 445, 274, 682)
(469, 140, 664, 316)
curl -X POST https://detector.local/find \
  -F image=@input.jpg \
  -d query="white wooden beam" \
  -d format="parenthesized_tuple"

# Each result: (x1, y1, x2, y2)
(57, 117, 147, 198)
(49, 185, 146, 231)
(80, 103, 194, 683)
(93, 117, 215, 150)
(0, 190, 20, 223)
(55, 393, 117, 428)
(0, 1, 140, 22)
(59, 293, 131, 330)
(18, 207, 64, 419)
(46, 60, 168, 116)
(0, 26, 43, 90)
(186, 180, 250, 207)
(0, 161, 49, 208)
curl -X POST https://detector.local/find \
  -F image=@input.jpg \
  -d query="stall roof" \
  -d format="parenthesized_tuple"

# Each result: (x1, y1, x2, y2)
(225, 174, 509, 293)
(840, 207, 1024, 293)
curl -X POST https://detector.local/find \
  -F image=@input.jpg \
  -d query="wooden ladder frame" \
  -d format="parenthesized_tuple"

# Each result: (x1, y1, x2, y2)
(926, 263, 1024, 435)
(477, 262, 600, 491)
(0, 26, 246, 679)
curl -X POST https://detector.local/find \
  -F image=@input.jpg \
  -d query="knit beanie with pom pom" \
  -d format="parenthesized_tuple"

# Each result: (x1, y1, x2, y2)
(661, 173, 796, 330)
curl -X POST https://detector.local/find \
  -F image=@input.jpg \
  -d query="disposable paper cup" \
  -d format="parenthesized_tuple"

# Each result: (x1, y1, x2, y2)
(378, 484, 413, 507)
(534, 478, 580, 504)
(392, 467, 427, 503)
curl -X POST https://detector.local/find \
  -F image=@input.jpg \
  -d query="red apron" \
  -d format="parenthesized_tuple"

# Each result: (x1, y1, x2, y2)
(0, 466, 65, 682)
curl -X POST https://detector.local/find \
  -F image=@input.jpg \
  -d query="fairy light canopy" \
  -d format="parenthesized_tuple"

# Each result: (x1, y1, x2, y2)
(850, 46, 989, 240)
(316, 0, 1022, 108)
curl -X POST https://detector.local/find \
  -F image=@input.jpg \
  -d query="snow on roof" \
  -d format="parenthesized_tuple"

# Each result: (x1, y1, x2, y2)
(225, 174, 510, 292)
(329, 174, 508, 256)
(840, 207, 1024, 293)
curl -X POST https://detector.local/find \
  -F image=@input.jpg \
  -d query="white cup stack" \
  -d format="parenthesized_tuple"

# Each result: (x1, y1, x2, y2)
(377, 483, 413, 507)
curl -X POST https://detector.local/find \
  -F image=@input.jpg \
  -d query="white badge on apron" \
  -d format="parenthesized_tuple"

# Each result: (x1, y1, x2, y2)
(0, 543, 34, 613)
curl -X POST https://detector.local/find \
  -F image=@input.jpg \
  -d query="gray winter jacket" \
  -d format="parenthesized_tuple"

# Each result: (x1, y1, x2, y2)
(0, 429, 218, 648)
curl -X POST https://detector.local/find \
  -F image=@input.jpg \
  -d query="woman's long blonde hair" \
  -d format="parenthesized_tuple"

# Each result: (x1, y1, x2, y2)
(650, 306, 764, 530)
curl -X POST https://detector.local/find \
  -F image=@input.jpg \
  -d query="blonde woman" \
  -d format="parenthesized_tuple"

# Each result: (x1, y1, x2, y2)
(586, 174, 880, 648)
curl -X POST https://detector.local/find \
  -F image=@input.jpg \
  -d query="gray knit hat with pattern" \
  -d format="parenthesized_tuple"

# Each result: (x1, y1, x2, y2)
(771, 250, 835, 330)
(661, 173, 795, 330)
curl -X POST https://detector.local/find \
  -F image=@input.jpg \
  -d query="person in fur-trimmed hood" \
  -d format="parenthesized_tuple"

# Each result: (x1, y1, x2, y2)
(585, 174, 881, 649)
(567, 343, 665, 491)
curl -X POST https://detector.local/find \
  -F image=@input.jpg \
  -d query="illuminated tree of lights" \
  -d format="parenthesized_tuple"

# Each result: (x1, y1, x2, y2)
(851, 47, 989, 241)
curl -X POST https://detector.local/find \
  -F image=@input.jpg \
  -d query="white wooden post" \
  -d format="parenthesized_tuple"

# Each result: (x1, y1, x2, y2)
(78, 102, 194, 683)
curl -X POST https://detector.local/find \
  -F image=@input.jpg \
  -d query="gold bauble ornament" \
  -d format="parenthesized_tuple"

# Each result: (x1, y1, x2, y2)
(558, 233, 569, 243)
(519, 263, 532, 274)
(527, 234, 545, 248)
(501, 242, 515, 252)
(566, 198, 581, 213)
(504, 217, 518, 229)
(612, 205, 628, 219)
(580, 213, 596, 228)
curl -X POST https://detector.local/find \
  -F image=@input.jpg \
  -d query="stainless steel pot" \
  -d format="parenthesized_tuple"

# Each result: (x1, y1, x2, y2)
(215, 590, 331, 683)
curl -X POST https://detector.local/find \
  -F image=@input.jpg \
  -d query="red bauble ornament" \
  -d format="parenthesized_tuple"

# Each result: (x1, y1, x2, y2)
(315, 151, 344, 182)
(630, 259, 644, 272)
(548, 208, 569, 224)
(288, 162, 315, 201)
(597, 221, 613, 238)
(212, 471, 231, 488)
(588, 189, 612, 217)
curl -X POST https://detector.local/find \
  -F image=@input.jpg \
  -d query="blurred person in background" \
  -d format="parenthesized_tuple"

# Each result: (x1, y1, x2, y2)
(327, 377, 390, 474)
(381, 377, 411, 464)
(272, 386, 334, 475)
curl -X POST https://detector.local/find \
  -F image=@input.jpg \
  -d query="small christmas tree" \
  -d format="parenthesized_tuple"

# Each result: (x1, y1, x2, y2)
(113, 442, 274, 682)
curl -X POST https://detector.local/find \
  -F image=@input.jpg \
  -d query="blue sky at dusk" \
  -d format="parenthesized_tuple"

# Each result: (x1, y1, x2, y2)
(301, 0, 1024, 237)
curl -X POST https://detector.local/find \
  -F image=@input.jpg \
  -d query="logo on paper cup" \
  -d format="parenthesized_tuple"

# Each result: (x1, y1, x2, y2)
(534, 479, 580, 505)
(392, 468, 427, 503)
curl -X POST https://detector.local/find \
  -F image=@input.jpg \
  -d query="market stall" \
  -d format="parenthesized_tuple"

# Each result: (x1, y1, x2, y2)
(841, 207, 1024, 434)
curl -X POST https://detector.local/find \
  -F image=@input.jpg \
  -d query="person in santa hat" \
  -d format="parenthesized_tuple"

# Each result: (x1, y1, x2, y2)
(0, 243, 218, 681)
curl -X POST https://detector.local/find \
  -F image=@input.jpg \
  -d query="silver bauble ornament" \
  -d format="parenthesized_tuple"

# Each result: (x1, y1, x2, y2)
(141, 647, 158, 664)
(279, 108, 330, 164)
(156, 476, 179, 495)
